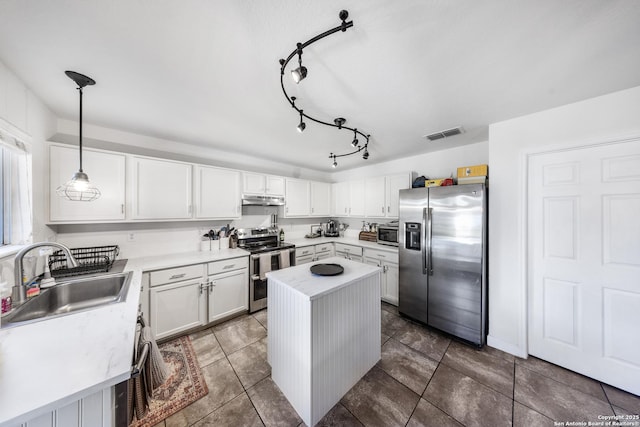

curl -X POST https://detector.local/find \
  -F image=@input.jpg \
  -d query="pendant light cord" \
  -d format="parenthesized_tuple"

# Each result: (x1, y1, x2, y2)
(78, 86, 83, 173)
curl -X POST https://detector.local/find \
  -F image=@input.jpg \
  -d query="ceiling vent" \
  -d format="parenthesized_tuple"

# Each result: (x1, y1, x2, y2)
(424, 126, 464, 142)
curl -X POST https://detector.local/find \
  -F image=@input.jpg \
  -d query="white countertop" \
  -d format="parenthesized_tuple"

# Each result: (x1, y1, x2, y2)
(287, 236, 399, 253)
(124, 248, 250, 271)
(0, 248, 250, 426)
(266, 256, 381, 300)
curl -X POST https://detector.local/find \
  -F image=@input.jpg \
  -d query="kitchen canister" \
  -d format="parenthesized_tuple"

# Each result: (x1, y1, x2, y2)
(219, 237, 230, 250)
(200, 239, 211, 252)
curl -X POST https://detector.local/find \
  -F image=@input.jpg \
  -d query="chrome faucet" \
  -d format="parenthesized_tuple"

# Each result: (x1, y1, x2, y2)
(12, 242, 79, 305)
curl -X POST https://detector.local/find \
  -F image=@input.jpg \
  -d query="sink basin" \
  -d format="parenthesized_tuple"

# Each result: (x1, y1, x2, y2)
(1, 271, 132, 327)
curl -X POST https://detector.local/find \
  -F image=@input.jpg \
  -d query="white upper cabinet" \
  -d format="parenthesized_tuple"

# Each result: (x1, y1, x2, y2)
(349, 180, 365, 217)
(385, 173, 410, 218)
(333, 181, 350, 216)
(364, 173, 410, 218)
(243, 172, 285, 196)
(130, 156, 192, 220)
(364, 176, 386, 217)
(266, 175, 285, 196)
(49, 144, 126, 222)
(284, 178, 310, 217)
(310, 181, 331, 217)
(194, 165, 241, 219)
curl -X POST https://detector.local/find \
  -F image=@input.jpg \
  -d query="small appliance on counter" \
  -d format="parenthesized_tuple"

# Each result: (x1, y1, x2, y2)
(324, 219, 340, 237)
(377, 221, 399, 246)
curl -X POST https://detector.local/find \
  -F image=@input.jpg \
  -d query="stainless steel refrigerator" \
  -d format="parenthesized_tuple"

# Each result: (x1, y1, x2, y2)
(398, 184, 487, 346)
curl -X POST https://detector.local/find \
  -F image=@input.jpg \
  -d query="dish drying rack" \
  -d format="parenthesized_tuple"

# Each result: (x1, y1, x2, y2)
(48, 245, 120, 278)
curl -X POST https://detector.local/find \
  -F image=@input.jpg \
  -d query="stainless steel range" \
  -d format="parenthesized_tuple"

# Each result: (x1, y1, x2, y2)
(237, 227, 295, 313)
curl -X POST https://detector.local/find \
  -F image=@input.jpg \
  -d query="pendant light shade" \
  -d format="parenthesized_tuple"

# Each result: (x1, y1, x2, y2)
(57, 70, 100, 202)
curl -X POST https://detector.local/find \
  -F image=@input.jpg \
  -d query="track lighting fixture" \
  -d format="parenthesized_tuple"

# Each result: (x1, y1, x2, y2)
(291, 43, 307, 84)
(351, 129, 359, 147)
(279, 10, 372, 168)
(291, 66, 307, 84)
(297, 110, 306, 133)
(56, 70, 101, 201)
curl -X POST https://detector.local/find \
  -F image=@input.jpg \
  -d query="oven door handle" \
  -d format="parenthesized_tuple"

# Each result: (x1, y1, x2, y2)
(250, 251, 283, 260)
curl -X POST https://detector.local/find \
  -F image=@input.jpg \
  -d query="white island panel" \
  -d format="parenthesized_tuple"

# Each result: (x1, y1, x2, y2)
(267, 257, 381, 426)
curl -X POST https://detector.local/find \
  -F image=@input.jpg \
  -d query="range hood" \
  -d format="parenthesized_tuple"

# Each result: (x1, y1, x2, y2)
(242, 195, 285, 206)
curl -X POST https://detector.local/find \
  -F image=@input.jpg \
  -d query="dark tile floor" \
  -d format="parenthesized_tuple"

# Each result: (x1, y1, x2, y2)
(154, 303, 640, 427)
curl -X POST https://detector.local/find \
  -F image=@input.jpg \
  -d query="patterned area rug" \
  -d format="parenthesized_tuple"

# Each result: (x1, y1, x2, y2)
(131, 336, 208, 427)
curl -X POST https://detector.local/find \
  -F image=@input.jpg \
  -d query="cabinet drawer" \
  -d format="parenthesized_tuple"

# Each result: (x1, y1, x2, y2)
(149, 264, 204, 287)
(296, 246, 314, 257)
(315, 243, 332, 254)
(208, 257, 249, 275)
(363, 248, 398, 263)
(334, 243, 363, 256)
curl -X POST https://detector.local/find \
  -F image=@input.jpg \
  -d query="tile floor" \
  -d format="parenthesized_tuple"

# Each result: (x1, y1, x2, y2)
(154, 303, 640, 427)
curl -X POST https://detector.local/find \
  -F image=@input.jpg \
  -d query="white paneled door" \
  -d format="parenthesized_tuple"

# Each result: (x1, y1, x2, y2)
(528, 139, 640, 395)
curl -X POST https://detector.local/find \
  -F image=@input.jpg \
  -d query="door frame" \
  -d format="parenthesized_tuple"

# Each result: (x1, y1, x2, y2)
(520, 133, 640, 359)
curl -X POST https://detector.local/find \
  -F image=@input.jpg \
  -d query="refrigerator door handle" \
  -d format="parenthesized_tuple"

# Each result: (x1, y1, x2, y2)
(427, 207, 433, 276)
(422, 207, 428, 275)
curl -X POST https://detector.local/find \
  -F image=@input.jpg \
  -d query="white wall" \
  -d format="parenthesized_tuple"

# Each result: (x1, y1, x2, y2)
(330, 140, 488, 182)
(488, 85, 640, 357)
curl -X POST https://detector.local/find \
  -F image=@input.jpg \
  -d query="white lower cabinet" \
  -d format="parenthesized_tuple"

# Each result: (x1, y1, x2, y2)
(314, 243, 334, 261)
(335, 243, 363, 263)
(150, 277, 206, 340)
(148, 259, 249, 339)
(206, 259, 249, 323)
(295, 246, 314, 265)
(364, 248, 399, 305)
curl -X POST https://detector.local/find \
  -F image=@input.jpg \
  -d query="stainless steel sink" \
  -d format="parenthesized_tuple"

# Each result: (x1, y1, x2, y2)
(1, 271, 132, 327)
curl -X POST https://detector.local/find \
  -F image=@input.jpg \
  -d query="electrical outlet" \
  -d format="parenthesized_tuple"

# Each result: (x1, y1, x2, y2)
(127, 233, 136, 242)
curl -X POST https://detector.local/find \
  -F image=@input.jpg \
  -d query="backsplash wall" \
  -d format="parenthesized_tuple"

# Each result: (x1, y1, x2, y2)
(53, 205, 329, 260)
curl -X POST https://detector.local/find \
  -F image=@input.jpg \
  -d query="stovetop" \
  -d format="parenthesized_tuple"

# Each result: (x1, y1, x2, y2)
(239, 241, 295, 254)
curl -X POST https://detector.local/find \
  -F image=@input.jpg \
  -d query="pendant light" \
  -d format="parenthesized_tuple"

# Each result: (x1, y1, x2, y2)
(56, 71, 101, 201)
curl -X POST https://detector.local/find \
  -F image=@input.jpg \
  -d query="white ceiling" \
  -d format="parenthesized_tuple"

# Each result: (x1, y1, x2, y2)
(1, 0, 639, 171)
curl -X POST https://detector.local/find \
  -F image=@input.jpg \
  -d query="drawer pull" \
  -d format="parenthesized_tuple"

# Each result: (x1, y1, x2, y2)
(223, 264, 235, 270)
(170, 273, 186, 280)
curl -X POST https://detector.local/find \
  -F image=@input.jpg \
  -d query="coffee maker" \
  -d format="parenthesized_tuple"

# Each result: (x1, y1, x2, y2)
(325, 219, 340, 237)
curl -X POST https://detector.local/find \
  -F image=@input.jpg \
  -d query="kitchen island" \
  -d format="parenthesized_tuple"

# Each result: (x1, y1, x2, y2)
(267, 257, 381, 426)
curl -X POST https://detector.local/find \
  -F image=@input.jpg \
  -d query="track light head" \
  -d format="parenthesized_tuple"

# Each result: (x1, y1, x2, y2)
(297, 110, 306, 132)
(351, 129, 359, 147)
(362, 147, 369, 160)
(291, 66, 307, 84)
(332, 159, 337, 168)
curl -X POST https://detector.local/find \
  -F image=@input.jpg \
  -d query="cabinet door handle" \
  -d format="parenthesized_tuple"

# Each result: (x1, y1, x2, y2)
(200, 283, 206, 294)
(188, 205, 193, 214)
(387, 206, 390, 213)
(209, 281, 215, 294)
(344, 207, 347, 214)
(381, 206, 384, 213)
(121, 204, 124, 214)
(311, 207, 314, 214)
(170, 273, 186, 280)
